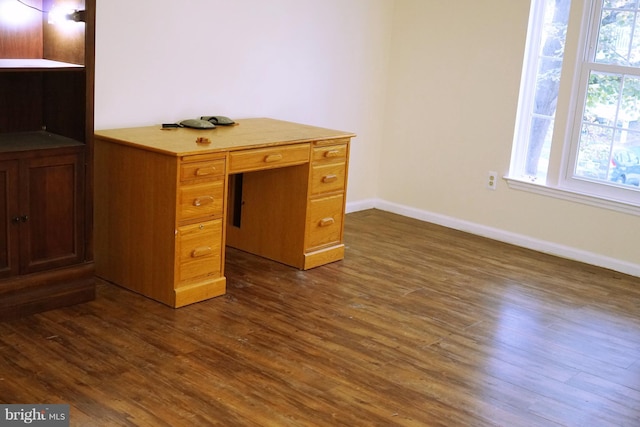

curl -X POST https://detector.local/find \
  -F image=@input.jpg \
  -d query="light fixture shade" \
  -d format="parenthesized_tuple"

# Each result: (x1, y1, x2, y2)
(67, 10, 86, 22)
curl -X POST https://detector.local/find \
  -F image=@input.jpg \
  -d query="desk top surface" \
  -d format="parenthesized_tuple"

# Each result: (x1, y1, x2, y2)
(94, 118, 355, 157)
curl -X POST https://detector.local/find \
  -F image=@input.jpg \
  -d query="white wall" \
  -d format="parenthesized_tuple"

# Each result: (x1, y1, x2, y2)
(95, 0, 640, 277)
(95, 0, 394, 202)
(381, 0, 640, 276)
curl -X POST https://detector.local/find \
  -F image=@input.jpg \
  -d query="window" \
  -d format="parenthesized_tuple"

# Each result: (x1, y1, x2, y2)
(510, 0, 640, 213)
(511, 0, 572, 183)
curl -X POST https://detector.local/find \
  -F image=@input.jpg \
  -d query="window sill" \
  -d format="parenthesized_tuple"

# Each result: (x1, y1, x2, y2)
(504, 176, 640, 216)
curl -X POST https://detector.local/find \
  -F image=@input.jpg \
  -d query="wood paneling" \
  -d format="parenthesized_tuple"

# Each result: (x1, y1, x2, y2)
(0, 73, 43, 133)
(42, 1, 86, 66)
(2, 209, 640, 426)
(43, 70, 86, 141)
(0, 0, 43, 58)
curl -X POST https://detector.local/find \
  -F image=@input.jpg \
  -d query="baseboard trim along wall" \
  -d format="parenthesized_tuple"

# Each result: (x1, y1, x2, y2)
(346, 198, 640, 279)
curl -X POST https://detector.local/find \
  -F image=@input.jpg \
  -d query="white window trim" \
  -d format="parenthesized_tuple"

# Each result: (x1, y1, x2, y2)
(505, 175, 640, 215)
(509, 0, 640, 216)
(510, 0, 548, 177)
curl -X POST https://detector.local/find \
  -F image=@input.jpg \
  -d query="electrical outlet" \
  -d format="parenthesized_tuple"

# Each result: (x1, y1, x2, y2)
(487, 171, 498, 190)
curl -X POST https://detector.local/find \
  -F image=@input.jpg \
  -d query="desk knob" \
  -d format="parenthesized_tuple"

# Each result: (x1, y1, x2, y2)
(319, 217, 335, 227)
(193, 196, 214, 207)
(195, 167, 216, 176)
(191, 246, 212, 257)
(264, 154, 283, 163)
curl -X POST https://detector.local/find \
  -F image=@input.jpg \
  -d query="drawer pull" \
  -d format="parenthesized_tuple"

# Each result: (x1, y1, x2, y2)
(193, 196, 214, 207)
(322, 174, 338, 183)
(264, 154, 283, 163)
(195, 167, 217, 176)
(319, 217, 335, 227)
(191, 246, 213, 258)
(324, 150, 341, 158)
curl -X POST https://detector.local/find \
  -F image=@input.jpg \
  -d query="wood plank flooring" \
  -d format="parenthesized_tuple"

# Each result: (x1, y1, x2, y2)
(2, 209, 640, 426)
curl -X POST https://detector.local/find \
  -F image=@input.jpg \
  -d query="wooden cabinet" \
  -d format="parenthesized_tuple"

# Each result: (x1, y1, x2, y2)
(175, 155, 227, 307)
(0, 0, 95, 320)
(303, 140, 350, 269)
(0, 149, 84, 277)
(94, 143, 227, 308)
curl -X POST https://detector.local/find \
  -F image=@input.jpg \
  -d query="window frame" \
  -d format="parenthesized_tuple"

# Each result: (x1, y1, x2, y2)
(507, 0, 640, 216)
(510, 0, 550, 180)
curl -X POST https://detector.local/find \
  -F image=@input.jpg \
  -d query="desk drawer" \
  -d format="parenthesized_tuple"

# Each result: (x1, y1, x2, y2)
(229, 144, 310, 173)
(312, 144, 348, 162)
(178, 180, 224, 222)
(305, 193, 344, 250)
(310, 162, 346, 195)
(180, 158, 225, 182)
(177, 219, 222, 283)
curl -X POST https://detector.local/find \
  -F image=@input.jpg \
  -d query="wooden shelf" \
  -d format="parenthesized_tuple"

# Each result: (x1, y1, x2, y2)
(0, 59, 84, 71)
(0, 131, 83, 152)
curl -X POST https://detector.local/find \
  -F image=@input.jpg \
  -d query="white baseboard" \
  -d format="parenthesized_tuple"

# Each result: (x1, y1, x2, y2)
(345, 198, 377, 214)
(346, 198, 640, 278)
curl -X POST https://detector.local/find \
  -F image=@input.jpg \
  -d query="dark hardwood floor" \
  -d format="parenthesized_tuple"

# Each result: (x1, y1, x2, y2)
(2, 209, 640, 426)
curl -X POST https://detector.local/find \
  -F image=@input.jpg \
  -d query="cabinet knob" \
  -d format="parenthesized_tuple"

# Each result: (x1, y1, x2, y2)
(12, 216, 20, 224)
(195, 167, 216, 176)
(319, 217, 335, 227)
(193, 196, 214, 207)
(191, 246, 213, 258)
(322, 174, 338, 183)
(264, 154, 283, 163)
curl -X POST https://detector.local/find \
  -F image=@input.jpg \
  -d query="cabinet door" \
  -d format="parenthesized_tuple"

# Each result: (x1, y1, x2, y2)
(20, 152, 85, 274)
(0, 160, 19, 278)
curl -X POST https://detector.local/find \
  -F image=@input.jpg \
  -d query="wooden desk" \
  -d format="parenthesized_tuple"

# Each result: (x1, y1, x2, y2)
(94, 118, 355, 307)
